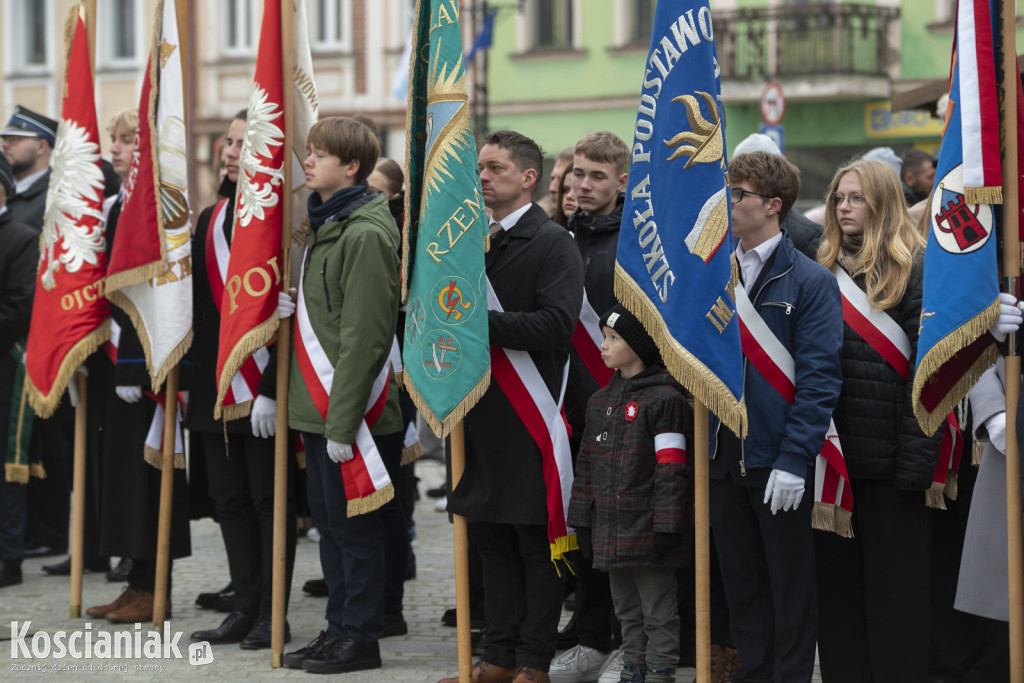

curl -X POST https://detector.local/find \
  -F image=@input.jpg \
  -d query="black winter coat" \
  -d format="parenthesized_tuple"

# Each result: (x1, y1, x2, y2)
(832, 256, 942, 489)
(565, 196, 624, 438)
(567, 366, 693, 570)
(186, 178, 276, 434)
(7, 170, 49, 233)
(0, 211, 37, 402)
(447, 203, 584, 525)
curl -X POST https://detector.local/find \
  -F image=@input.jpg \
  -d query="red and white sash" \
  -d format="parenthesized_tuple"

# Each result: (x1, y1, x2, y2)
(294, 245, 394, 516)
(486, 279, 576, 567)
(572, 291, 613, 388)
(734, 284, 854, 537)
(102, 318, 122, 365)
(205, 199, 270, 418)
(833, 265, 960, 508)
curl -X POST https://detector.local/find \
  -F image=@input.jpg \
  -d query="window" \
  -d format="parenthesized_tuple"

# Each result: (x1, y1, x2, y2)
(630, 0, 656, 45)
(534, 0, 573, 50)
(225, 0, 253, 54)
(10, 0, 48, 71)
(311, 0, 351, 50)
(100, 0, 138, 67)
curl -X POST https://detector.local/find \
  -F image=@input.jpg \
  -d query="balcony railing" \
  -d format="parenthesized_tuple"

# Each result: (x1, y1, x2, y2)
(713, 4, 900, 81)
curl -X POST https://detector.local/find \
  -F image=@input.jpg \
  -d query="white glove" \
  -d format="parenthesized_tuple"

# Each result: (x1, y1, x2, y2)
(67, 365, 88, 407)
(250, 395, 276, 439)
(277, 288, 297, 319)
(989, 292, 1024, 342)
(327, 440, 354, 463)
(115, 385, 143, 404)
(763, 468, 805, 515)
(985, 412, 1007, 455)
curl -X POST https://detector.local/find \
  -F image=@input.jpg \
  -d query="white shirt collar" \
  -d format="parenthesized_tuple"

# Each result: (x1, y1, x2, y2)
(0, 206, 8, 218)
(734, 232, 783, 292)
(492, 202, 533, 232)
(15, 168, 47, 194)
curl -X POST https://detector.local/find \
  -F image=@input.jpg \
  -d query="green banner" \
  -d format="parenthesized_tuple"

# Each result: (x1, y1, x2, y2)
(401, 0, 490, 436)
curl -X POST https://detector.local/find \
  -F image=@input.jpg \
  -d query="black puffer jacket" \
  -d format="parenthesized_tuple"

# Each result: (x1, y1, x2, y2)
(565, 195, 624, 438)
(831, 256, 941, 489)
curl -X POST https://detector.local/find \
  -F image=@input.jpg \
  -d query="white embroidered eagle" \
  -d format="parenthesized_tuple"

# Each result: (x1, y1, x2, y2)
(39, 119, 106, 291)
(237, 83, 284, 228)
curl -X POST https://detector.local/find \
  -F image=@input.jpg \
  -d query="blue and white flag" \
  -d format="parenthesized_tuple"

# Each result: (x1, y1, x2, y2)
(913, 0, 1002, 436)
(614, 0, 745, 436)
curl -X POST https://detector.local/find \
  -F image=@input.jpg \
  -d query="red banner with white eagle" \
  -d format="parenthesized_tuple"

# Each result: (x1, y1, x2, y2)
(214, 0, 285, 419)
(105, 0, 193, 391)
(24, 10, 109, 418)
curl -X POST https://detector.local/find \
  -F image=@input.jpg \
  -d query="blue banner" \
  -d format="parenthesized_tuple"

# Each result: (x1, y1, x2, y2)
(614, 0, 745, 436)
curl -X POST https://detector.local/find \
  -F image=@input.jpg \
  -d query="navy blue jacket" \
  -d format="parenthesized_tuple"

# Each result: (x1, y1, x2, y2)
(710, 232, 844, 477)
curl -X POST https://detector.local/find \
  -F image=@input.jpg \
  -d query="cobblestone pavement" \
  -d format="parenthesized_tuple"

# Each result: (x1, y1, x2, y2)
(1, 459, 821, 681)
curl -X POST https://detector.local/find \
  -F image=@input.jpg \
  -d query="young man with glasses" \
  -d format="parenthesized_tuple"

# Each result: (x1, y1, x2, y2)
(709, 151, 844, 682)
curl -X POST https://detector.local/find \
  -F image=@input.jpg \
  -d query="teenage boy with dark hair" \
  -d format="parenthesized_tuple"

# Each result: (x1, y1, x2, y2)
(710, 151, 843, 682)
(283, 117, 403, 675)
(438, 130, 583, 683)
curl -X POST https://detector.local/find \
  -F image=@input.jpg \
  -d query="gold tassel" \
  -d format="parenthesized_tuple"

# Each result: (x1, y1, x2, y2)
(550, 533, 579, 577)
(144, 446, 186, 470)
(811, 501, 834, 534)
(944, 472, 958, 501)
(963, 186, 1003, 205)
(833, 508, 854, 538)
(219, 400, 253, 422)
(346, 483, 395, 517)
(29, 462, 46, 479)
(401, 441, 423, 466)
(972, 440, 984, 466)
(5, 463, 29, 484)
(925, 482, 947, 510)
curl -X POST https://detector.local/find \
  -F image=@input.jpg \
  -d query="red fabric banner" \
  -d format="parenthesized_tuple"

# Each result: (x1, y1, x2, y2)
(25, 12, 109, 417)
(214, 0, 285, 418)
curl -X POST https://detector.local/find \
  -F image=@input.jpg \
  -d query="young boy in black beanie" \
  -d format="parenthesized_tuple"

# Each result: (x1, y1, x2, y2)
(567, 304, 693, 683)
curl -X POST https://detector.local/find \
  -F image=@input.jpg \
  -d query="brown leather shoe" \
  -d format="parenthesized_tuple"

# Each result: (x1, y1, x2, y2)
(512, 666, 550, 683)
(106, 591, 172, 623)
(438, 660, 516, 683)
(85, 587, 141, 618)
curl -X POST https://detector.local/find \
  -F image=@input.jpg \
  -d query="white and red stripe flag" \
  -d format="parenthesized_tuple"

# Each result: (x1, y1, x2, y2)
(105, 0, 193, 390)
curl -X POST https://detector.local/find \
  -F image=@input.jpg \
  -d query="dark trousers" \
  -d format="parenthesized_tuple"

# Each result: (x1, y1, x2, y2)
(128, 557, 171, 596)
(815, 477, 931, 683)
(303, 431, 394, 644)
(0, 403, 26, 563)
(26, 414, 73, 552)
(203, 430, 297, 617)
(469, 520, 564, 672)
(378, 432, 408, 614)
(710, 467, 817, 683)
(574, 549, 614, 653)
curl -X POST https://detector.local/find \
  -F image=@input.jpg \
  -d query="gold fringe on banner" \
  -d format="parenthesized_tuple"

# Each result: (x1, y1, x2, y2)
(945, 471, 958, 501)
(219, 399, 254, 423)
(143, 445, 185, 471)
(550, 533, 578, 577)
(213, 316, 278, 420)
(404, 368, 491, 439)
(401, 441, 423, 466)
(614, 266, 747, 438)
(30, 462, 46, 479)
(108, 291, 193, 391)
(972, 440, 984, 466)
(27, 322, 110, 419)
(912, 299, 1000, 435)
(964, 186, 1003, 205)
(346, 482, 394, 517)
(5, 464, 29, 484)
(926, 481, 948, 510)
(811, 502, 855, 538)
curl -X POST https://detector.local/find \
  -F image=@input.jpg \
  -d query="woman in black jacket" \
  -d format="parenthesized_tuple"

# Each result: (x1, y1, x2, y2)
(813, 158, 941, 683)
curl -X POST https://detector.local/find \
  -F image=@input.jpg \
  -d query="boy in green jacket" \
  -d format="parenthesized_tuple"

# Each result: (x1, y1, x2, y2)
(282, 117, 403, 674)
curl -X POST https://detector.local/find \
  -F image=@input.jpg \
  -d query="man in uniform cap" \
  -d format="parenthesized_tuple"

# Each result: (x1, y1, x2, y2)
(1, 105, 58, 232)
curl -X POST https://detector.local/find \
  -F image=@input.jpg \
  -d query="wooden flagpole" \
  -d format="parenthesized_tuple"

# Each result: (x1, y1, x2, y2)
(152, 0, 189, 630)
(693, 401, 710, 682)
(998, 0, 1023, 675)
(69, 372, 87, 618)
(152, 367, 179, 628)
(70, 0, 97, 621)
(271, 0, 295, 668)
(449, 421, 472, 683)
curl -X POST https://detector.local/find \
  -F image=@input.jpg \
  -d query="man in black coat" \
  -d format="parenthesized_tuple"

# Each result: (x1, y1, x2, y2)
(0, 105, 57, 233)
(440, 131, 583, 683)
(0, 155, 39, 588)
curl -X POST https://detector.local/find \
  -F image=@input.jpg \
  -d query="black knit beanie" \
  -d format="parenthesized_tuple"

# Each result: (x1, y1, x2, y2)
(599, 303, 660, 368)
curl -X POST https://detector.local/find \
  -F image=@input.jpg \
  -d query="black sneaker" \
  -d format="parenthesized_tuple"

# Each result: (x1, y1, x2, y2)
(282, 630, 337, 670)
(380, 610, 408, 638)
(303, 635, 381, 674)
(302, 578, 328, 597)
